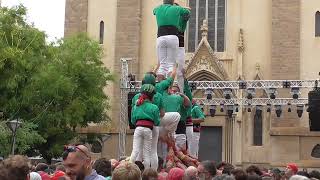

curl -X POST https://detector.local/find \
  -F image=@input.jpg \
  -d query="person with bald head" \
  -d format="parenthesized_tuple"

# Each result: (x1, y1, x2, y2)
(62, 144, 105, 180)
(184, 166, 199, 180)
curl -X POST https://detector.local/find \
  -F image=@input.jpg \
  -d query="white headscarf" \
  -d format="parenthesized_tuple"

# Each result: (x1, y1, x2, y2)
(29, 172, 42, 180)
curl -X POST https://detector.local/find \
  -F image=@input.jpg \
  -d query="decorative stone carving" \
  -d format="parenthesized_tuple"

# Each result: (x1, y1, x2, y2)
(254, 63, 264, 81)
(201, 19, 208, 39)
(238, 29, 244, 52)
(185, 19, 230, 81)
(187, 56, 212, 75)
(186, 52, 224, 80)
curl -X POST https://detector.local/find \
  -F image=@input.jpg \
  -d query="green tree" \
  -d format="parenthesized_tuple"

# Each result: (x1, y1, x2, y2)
(27, 34, 113, 162)
(0, 5, 112, 161)
(0, 5, 48, 157)
(0, 122, 45, 157)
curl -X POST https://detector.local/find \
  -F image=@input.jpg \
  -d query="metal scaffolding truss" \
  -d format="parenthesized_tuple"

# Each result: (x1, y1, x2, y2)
(118, 58, 131, 158)
(194, 98, 308, 106)
(118, 58, 318, 158)
(126, 80, 318, 90)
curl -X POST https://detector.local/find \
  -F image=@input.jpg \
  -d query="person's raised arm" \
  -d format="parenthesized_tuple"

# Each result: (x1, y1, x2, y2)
(178, 6, 191, 20)
(183, 78, 193, 101)
(157, 65, 177, 92)
(174, 1, 191, 10)
(179, 92, 191, 107)
(153, 63, 160, 74)
(168, 64, 177, 80)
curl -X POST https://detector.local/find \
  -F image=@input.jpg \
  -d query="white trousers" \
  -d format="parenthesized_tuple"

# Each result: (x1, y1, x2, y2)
(156, 35, 179, 76)
(130, 127, 152, 169)
(136, 126, 159, 170)
(190, 132, 200, 158)
(157, 140, 168, 160)
(158, 112, 180, 159)
(177, 47, 185, 92)
(151, 127, 159, 170)
(175, 134, 187, 151)
(159, 112, 181, 134)
(186, 126, 193, 154)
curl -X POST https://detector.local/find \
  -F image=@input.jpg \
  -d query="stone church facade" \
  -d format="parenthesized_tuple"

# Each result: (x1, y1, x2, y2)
(64, 0, 320, 168)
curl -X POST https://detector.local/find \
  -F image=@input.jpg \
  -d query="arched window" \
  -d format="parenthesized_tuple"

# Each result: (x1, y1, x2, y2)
(99, 21, 104, 44)
(188, 0, 226, 52)
(253, 108, 263, 146)
(316, 11, 320, 37)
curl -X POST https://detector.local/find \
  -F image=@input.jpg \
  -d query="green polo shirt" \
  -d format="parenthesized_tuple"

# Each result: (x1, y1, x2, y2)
(178, 79, 192, 122)
(155, 77, 174, 95)
(132, 92, 163, 110)
(178, 18, 188, 33)
(191, 105, 205, 119)
(131, 100, 160, 126)
(162, 91, 184, 113)
(153, 4, 190, 29)
(180, 104, 192, 122)
(183, 79, 192, 101)
(176, 6, 189, 33)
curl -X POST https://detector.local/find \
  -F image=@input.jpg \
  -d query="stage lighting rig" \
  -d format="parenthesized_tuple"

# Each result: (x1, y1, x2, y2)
(234, 104, 239, 112)
(256, 105, 262, 116)
(267, 88, 277, 99)
(275, 105, 282, 117)
(267, 104, 272, 113)
(239, 81, 247, 89)
(287, 103, 292, 112)
(205, 88, 214, 100)
(223, 88, 232, 99)
(200, 103, 205, 112)
(247, 105, 252, 112)
(282, 81, 291, 88)
(227, 105, 234, 118)
(220, 103, 225, 112)
(209, 105, 216, 117)
(189, 82, 197, 91)
(297, 104, 304, 118)
(290, 87, 300, 99)
(246, 88, 256, 99)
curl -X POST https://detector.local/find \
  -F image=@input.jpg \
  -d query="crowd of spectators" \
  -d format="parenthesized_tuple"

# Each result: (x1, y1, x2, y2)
(0, 144, 320, 180)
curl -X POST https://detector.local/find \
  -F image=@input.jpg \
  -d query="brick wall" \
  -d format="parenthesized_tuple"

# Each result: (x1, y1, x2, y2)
(112, 0, 141, 129)
(271, 0, 301, 124)
(272, 0, 300, 80)
(64, 0, 88, 37)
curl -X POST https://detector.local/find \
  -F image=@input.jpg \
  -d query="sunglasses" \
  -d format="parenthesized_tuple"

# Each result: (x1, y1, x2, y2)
(62, 145, 90, 160)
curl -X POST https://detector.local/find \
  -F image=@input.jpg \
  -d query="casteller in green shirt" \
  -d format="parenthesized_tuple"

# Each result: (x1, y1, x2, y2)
(179, 105, 192, 122)
(132, 92, 163, 111)
(131, 100, 160, 126)
(179, 79, 193, 122)
(174, 4, 190, 33)
(162, 91, 184, 113)
(153, 4, 190, 29)
(155, 77, 174, 95)
(191, 104, 205, 120)
(131, 84, 160, 126)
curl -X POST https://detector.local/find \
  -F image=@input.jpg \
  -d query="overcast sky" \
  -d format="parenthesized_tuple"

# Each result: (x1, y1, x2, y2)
(2, 0, 66, 42)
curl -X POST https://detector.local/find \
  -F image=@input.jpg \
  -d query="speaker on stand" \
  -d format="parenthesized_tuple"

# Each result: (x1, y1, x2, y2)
(309, 79, 320, 131)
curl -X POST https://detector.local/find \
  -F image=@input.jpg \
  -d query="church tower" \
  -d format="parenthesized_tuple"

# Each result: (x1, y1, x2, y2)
(64, 0, 320, 167)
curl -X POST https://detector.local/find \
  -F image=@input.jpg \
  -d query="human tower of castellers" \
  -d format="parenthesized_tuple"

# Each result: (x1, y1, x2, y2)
(129, 0, 205, 170)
